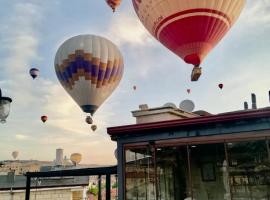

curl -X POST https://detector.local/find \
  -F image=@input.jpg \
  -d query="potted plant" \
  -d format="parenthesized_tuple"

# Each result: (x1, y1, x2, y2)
(87, 185, 98, 200)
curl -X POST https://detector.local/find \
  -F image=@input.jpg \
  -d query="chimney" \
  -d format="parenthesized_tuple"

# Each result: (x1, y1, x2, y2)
(251, 93, 257, 109)
(139, 104, 148, 111)
(244, 102, 248, 110)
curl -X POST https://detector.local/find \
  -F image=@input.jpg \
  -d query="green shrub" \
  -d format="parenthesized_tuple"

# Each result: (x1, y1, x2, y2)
(88, 186, 98, 196)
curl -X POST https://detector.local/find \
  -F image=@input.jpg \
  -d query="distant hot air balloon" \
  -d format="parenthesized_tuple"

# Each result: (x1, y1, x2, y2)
(12, 151, 19, 160)
(29, 68, 39, 79)
(133, 85, 137, 91)
(219, 83, 224, 89)
(106, 0, 121, 12)
(91, 125, 97, 131)
(41, 115, 48, 123)
(85, 116, 93, 124)
(132, 0, 246, 81)
(55, 35, 124, 123)
(187, 89, 191, 94)
(70, 153, 82, 166)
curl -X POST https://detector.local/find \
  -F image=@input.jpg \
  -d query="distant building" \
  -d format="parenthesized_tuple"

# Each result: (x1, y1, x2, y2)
(55, 148, 64, 166)
(0, 160, 52, 175)
(108, 98, 270, 200)
(0, 173, 89, 200)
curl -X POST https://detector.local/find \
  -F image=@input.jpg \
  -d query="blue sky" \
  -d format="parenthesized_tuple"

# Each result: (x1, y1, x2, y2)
(0, 0, 270, 165)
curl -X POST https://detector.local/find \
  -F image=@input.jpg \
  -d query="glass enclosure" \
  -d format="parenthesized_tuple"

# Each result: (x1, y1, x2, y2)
(228, 140, 270, 199)
(189, 143, 227, 200)
(124, 138, 270, 200)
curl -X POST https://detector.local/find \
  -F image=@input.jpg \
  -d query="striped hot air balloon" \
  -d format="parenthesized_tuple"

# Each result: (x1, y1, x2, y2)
(132, 0, 246, 81)
(54, 35, 124, 122)
(106, 0, 121, 12)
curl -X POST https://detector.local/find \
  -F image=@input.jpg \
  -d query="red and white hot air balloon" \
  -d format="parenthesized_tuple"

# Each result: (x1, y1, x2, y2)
(132, 0, 246, 81)
(106, 0, 121, 12)
(41, 115, 48, 123)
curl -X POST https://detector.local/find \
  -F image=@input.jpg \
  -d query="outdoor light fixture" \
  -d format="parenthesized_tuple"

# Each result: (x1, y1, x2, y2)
(0, 88, 12, 123)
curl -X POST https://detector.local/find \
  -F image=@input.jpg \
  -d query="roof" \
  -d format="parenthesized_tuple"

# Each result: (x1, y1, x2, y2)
(107, 107, 270, 137)
(132, 106, 199, 118)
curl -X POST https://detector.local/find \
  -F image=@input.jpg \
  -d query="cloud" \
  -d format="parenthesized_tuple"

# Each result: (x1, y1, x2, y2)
(105, 9, 155, 47)
(241, 1, 270, 26)
(15, 134, 30, 140)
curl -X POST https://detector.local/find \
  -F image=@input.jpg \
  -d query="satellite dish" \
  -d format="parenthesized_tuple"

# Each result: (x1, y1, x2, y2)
(163, 102, 177, 109)
(179, 100, 195, 112)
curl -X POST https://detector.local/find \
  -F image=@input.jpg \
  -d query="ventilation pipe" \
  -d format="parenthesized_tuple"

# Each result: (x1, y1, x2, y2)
(244, 102, 248, 110)
(251, 93, 257, 109)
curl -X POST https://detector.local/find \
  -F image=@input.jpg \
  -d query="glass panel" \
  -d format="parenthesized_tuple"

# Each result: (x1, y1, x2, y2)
(228, 140, 270, 200)
(156, 146, 190, 200)
(189, 143, 228, 200)
(125, 147, 156, 200)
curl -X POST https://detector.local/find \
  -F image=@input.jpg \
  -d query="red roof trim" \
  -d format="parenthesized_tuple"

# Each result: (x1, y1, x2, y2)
(107, 109, 270, 136)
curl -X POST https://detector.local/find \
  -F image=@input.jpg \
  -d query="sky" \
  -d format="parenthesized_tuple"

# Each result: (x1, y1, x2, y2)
(0, 0, 270, 165)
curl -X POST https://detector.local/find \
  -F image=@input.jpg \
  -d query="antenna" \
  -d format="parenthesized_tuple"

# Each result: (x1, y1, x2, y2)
(179, 100, 195, 112)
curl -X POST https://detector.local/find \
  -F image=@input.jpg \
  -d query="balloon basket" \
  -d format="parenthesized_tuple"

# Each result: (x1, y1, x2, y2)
(191, 67, 202, 81)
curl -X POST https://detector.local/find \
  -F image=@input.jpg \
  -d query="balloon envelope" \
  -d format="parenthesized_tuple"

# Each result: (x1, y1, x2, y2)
(70, 153, 82, 166)
(106, 0, 121, 12)
(41, 116, 48, 123)
(219, 83, 224, 89)
(85, 116, 93, 124)
(12, 151, 19, 159)
(91, 125, 97, 131)
(55, 35, 124, 116)
(29, 68, 39, 79)
(132, 0, 246, 67)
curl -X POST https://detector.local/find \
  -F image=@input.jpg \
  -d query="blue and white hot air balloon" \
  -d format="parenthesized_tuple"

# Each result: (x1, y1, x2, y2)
(29, 68, 40, 79)
(54, 35, 124, 123)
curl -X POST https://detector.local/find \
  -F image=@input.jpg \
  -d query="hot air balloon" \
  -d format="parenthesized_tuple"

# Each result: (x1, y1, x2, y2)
(85, 116, 93, 124)
(187, 89, 191, 94)
(12, 151, 19, 160)
(55, 35, 124, 123)
(70, 153, 82, 166)
(106, 0, 121, 12)
(29, 68, 39, 79)
(133, 85, 137, 91)
(219, 83, 224, 89)
(41, 115, 48, 123)
(91, 125, 97, 131)
(132, 0, 246, 81)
